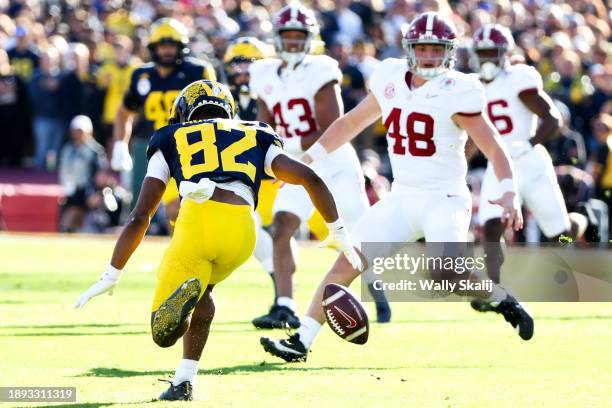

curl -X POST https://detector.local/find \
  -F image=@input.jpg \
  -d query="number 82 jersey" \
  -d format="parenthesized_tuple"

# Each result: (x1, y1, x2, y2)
(146, 119, 283, 207)
(369, 58, 486, 192)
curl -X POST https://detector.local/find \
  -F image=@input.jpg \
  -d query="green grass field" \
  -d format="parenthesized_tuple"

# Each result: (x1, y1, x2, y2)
(0, 233, 611, 407)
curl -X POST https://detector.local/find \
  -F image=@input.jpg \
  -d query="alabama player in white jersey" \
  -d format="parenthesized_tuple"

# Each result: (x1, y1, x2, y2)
(248, 3, 390, 330)
(469, 24, 578, 311)
(260, 12, 535, 362)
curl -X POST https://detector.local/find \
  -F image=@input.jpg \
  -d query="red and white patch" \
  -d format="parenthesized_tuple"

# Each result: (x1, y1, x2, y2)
(441, 78, 455, 90)
(384, 83, 396, 99)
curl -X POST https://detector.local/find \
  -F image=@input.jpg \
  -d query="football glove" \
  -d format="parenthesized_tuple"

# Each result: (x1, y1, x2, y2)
(111, 140, 133, 171)
(319, 219, 363, 271)
(75, 265, 122, 309)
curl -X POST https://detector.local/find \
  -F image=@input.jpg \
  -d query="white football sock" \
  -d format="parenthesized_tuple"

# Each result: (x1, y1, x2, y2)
(253, 227, 274, 274)
(485, 284, 508, 306)
(173, 359, 199, 386)
(277, 296, 296, 312)
(297, 315, 322, 349)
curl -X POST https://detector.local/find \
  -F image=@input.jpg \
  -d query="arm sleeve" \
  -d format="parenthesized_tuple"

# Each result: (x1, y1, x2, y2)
(452, 79, 486, 116)
(145, 150, 170, 184)
(308, 55, 343, 95)
(123, 69, 142, 111)
(263, 144, 287, 178)
(515, 65, 544, 93)
(256, 123, 285, 178)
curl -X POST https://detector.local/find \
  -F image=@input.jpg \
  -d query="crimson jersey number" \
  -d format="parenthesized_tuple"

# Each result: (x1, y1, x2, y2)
(384, 108, 436, 157)
(487, 99, 514, 135)
(272, 98, 317, 137)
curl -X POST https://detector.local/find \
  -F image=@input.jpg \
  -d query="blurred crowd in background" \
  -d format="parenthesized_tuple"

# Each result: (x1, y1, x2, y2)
(0, 0, 609, 238)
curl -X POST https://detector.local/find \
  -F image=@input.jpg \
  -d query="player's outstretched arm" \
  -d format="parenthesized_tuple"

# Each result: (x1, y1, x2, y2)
(302, 92, 381, 164)
(271, 154, 363, 271)
(456, 113, 523, 231)
(75, 177, 166, 308)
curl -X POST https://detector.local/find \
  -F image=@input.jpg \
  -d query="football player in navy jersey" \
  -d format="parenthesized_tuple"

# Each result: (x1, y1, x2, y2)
(111, 18, 217, 227)
(75, 80, 362, 401)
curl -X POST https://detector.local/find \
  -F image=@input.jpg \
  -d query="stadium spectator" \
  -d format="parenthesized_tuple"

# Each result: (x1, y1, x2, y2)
(546, 100, 587, 168)
(588, 114, 612, 216)
(28, 46, 70, 170)
(58, 115, 108, 232)
(96, 36, 140, 145)
(0, 48, 32, 167)
(6, 24, 39, 82)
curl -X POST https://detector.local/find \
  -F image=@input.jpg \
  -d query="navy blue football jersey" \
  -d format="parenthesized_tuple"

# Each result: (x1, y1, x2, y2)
(123, 57, 216, 134)
(147, 119, 283, 207)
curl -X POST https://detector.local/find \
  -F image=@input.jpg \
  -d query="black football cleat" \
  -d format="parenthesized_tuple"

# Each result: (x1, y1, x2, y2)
(252, 305, 300, 329)
(158, 380, 193, 401)
(492, 295, 534, 341)
(260, 333, 308, 362)
(470, 298, 498, 313)
(152, 278, 202, 346)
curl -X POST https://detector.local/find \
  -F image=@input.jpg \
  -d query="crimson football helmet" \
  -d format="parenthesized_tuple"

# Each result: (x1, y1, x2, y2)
(402, 12, 458, 79)
(273, 3, 319, 68)
(471, 24, 515, 81)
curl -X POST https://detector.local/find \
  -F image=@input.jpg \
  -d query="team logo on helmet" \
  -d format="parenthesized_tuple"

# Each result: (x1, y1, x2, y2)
(170, 80, 236, 124)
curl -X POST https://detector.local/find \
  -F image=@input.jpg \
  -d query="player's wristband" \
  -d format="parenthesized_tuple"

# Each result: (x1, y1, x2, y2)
(283, 137, 304, 156)
(499, 178, 517, 194)
(305, 142, 328, 163)
(326, 218, 345, 232)
(102, 264, 123, 282)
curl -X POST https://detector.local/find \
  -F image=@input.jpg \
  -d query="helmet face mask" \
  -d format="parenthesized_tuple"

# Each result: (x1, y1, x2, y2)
(471, 24, 514, 81)
(169, 80, 236, 124)
(148, 18, 189, 67)
(223, 37, 269, 90)
(273, 4, 318, 68)
(152, 41, 182, 67)
(403, 12, 457, 80)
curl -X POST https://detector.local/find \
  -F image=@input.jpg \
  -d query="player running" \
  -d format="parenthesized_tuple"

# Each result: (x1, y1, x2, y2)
(75, 80, 361, 400)
(111, 18, 216, 228)
(249, 3, 390, 329)
(468, 24, 578, 311)
(260, 12, 534, 362)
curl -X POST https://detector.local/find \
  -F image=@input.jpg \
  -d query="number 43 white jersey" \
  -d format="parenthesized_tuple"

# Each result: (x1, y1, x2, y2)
(369, 58, 486, 192)
(249, 54, 360, 175)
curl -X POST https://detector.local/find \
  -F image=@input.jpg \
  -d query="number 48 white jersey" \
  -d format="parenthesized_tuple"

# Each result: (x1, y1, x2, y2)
(369, 58, 486, 192)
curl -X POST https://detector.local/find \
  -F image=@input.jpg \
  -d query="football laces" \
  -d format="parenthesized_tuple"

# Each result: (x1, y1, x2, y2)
(325, 308, 345, 336)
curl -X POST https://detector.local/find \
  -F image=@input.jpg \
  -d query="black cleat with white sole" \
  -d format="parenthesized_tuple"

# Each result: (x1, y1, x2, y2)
(252, 305, 301, 329)
(492, 295, 534, 340)
(158, 380, 193, 401)
(260, 333, 308, 362)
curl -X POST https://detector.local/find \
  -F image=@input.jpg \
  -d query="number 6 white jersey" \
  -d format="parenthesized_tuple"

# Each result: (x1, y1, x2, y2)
(369, 58, 486, 192)
(249, 54, 361, 176)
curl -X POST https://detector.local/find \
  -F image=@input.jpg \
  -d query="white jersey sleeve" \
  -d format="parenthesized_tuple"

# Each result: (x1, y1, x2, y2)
(146, 150, 170, 184)
(303, 55, 342, 96)
(248, 59, 280, 102)
(368, 58, 404, 106)
(509, 64, 543, 93)
(448, 74, 486, 116)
